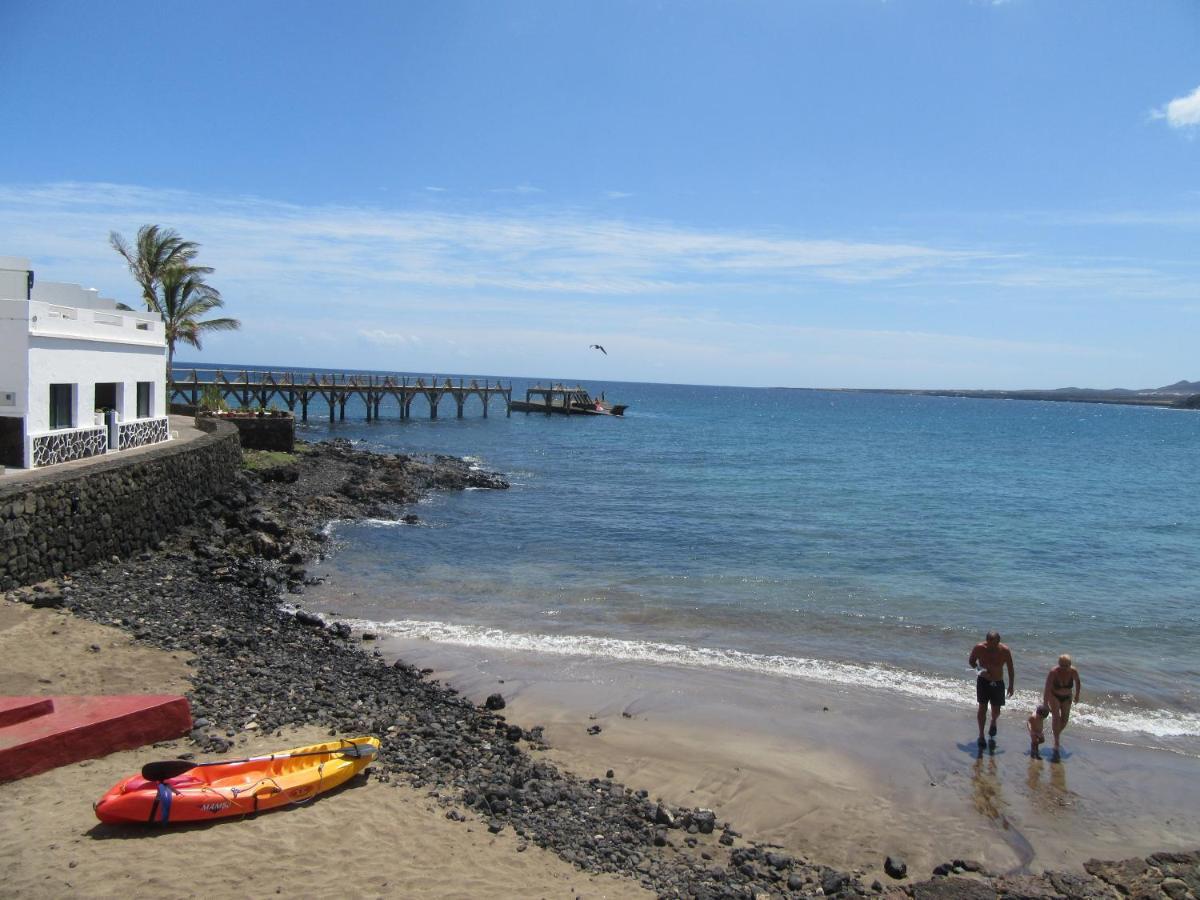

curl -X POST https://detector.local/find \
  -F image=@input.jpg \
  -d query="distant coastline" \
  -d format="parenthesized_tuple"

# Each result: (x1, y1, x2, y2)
(824, 379, 1200, 409)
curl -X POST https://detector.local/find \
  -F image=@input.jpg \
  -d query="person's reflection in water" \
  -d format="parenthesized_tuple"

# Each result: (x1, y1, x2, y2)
(971, 750, 1004, 821)
(1049, 758, 1070, 805)
(1025, 755, 1072, 814)
(1026, 756, 1043, 794)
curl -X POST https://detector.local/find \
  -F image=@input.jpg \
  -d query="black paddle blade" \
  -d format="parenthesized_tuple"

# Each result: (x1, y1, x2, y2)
(141, 759, 196, 782)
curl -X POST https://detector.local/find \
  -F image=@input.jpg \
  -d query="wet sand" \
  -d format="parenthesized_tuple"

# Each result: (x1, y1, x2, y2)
(380, 634, 1200, 883)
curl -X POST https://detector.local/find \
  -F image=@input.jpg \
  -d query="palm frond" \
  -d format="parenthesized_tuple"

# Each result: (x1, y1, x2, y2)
(109, 226, 237, 372)
(195, 317, 241, 332)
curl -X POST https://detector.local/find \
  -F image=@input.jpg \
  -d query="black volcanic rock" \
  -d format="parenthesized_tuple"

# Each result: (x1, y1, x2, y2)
(885, 855, 908, 879)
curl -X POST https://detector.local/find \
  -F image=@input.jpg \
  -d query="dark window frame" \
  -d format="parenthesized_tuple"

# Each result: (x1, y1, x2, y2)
(136, 381, 152, 419)
(49, 383, 74, 430)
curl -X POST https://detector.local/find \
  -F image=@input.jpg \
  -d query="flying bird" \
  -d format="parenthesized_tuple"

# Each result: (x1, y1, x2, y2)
(589, 344, 607, 355)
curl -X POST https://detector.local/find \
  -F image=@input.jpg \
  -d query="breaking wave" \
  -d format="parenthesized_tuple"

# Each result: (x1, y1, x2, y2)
(358, 618, 1200, 740)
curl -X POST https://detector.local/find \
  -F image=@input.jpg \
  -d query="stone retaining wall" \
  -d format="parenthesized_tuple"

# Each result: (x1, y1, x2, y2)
(0, 419, 242, 589)
(196, 413, 295, 452)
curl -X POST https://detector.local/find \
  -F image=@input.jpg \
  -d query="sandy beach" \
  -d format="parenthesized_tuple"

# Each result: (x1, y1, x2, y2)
(0, 601, 648, 900)
(378, 635, 1200, 882)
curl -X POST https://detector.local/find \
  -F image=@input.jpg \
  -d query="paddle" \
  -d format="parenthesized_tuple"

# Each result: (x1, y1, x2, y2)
(141, 741, 377, 782)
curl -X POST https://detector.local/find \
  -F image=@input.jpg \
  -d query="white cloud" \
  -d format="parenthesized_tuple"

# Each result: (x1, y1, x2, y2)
(0, 180, 1194, 387)
(490, 183, 543, 195)
(360, 328, 422, 345)
(1152, 84, 1200, 129)
(0, 181, 984, 301)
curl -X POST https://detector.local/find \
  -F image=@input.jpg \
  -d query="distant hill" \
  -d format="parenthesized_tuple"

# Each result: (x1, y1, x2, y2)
(1039, 380, 1200, 396)
(845, 379, 1200, 409)
(1150, 379, 1200, 394)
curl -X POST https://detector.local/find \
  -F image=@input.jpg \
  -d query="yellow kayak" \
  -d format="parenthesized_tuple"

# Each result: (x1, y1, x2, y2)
(95, 735, 380, 824)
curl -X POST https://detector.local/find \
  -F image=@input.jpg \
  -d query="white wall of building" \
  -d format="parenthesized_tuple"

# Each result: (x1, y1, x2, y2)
(0, 256, 32, 303)
(0, 300, 29, 418)
(0, 255, 169, 467)
(31, 280, 130, 312)
(26, 337, 166, 433)
(25, 298, 162, 345)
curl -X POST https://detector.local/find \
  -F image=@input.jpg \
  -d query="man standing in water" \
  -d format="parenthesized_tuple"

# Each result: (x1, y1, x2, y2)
(969, 630, 1015, 747)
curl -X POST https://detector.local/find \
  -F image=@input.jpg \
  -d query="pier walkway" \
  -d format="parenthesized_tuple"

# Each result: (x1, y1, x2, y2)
(171, 369, 512, 421)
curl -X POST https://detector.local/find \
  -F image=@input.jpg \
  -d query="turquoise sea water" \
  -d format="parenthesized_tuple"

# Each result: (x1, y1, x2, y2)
(189, 369, 1200, 745)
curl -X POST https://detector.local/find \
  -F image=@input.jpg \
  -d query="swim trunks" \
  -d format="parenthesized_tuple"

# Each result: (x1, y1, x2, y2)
(976, 676, 1006, 707)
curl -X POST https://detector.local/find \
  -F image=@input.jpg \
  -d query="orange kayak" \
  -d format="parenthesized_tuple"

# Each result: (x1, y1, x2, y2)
(94, 736, 379, 825)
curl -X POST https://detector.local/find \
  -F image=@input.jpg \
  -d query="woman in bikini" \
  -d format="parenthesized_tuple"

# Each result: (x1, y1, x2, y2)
(1043, 654, 1081, 760)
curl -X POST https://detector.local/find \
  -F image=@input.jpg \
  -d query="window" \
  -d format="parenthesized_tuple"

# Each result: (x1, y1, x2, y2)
(49, 383, 74, 429)
(94, 382, 118, 412)
(137, 381, 152, 419)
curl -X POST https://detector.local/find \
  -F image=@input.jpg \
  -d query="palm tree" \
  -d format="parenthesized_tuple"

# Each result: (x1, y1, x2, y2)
(110, 225, 212, 310)
(156, 266, 241, 376)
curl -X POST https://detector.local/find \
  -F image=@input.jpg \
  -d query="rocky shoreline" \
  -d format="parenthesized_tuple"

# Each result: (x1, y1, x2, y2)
(6, 439, 1196, 899)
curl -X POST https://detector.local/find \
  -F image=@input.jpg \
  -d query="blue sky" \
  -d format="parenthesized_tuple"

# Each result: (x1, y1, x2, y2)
(1, 0, 1198, 388)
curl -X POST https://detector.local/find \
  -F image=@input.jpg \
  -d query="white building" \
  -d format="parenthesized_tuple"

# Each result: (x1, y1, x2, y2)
(0, 255, 170, 469)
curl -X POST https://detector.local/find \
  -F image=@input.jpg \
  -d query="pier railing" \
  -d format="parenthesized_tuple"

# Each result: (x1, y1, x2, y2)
(170, 368, 512, 421)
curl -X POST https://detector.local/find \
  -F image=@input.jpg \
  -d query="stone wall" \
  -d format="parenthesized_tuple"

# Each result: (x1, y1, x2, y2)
(30, 425, 108, 468)
(196, 413, 295, 452)
(0, 419, 242, 589)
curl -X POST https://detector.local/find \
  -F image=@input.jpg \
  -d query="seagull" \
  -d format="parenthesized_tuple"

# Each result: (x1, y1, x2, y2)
(589, 344, 607, 355)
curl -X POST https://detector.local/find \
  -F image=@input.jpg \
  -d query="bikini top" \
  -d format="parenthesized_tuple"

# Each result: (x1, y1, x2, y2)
(1052, 669, 1076, 692)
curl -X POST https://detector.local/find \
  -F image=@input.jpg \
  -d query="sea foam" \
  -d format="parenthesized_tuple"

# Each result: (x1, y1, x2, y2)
(357, 618, 1200, 740)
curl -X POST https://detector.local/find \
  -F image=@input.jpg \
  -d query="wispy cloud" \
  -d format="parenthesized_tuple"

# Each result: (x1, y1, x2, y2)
(360, 328, 423, 345)
(0, 180, 1193, 387)
(1152, 84, 1200, 130)
(0, 181, 988, 300)
(489, 183, 543, 195)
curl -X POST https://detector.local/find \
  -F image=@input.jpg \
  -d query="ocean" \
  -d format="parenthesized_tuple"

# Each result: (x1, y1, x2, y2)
(189, 368, 1200, 751)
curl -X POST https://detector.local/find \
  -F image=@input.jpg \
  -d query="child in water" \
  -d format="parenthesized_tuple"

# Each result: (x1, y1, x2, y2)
(1028, 704, 1049, 758)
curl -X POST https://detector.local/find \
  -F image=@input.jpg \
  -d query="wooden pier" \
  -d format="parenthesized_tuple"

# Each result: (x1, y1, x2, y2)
(170, 369, 512, 421)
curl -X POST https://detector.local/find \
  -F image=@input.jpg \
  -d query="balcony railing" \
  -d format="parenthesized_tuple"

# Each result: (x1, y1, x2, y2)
(24, 301, 162, 346)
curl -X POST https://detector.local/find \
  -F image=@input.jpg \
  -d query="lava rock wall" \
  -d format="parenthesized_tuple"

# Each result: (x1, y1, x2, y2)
(0, 420, 242, 589)
(196, 413, 295, 452)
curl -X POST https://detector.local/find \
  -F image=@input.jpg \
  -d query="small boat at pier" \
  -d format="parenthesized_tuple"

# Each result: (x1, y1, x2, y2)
(510, 384, 626, 416)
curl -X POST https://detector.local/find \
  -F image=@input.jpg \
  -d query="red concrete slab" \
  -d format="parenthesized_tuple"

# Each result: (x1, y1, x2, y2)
(0, 695, 192, 782)
(0, 697, 55, 728)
